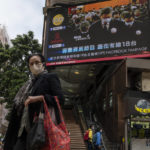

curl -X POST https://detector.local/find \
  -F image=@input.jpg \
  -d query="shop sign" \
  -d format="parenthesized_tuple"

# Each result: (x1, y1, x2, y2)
(135, 99, 150, 115)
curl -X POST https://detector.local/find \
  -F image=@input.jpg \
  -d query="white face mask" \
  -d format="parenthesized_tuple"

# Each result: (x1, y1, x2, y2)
(125, 21, 134, 27)
(30, 63, 44, 75)
(102, 18, 111, 24)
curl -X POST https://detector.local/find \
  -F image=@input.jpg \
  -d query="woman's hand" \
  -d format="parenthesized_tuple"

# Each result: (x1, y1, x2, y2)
(24, 96, 43, 107)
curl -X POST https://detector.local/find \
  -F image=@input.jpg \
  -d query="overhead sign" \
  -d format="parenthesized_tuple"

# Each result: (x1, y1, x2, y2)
(44, 0, 150, 66)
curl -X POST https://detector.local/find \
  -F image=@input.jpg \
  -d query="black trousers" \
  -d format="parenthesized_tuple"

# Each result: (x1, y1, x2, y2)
(13, 139, 26, 150)
(13, 130, 26, 150)
(94, 145, 101, 150)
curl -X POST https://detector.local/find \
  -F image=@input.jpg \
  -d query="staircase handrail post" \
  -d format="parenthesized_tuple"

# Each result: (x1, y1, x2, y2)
(101, 133, 107, 150)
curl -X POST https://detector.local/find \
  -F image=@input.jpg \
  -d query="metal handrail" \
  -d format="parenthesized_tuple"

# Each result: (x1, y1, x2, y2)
(101, 133, 107, 150)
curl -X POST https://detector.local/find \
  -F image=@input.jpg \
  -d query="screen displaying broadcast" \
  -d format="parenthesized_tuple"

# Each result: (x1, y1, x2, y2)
(45, 0, 150, 66)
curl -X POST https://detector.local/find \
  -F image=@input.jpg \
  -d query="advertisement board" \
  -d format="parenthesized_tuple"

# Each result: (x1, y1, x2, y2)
(44, 0, 150, 66)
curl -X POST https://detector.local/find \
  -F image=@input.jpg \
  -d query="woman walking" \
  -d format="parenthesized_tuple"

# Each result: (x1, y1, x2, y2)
(4, 54, 65, 150)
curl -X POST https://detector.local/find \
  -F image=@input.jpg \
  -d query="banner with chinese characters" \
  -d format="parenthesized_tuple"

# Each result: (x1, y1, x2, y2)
(44, 0, 150, 66)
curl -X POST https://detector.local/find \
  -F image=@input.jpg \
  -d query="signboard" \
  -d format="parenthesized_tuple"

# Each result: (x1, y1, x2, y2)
(135, 100, 150, 115)
(124, 90, 150, 117)
(45, 0, 150, 66)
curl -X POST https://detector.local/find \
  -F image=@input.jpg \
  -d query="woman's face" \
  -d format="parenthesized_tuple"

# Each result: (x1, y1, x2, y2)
(29, 56, 42, 67)
(29, 56, 44, 75)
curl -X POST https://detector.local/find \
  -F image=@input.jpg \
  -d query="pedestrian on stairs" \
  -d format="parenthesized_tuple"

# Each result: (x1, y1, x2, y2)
(87, 125, 94, 150)
(93, 128, 102, 150)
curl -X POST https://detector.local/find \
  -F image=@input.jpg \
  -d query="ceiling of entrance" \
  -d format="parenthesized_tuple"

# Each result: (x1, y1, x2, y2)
(52, 63, 97, 97)
(51, 62, 112, 99)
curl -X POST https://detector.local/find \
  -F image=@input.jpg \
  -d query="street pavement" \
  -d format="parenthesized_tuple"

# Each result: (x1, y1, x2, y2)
(131, 138, 150, 150)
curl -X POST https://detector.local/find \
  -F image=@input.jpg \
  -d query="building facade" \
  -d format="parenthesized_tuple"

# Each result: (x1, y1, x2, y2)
(0, 25, 11, 47)
(0, 98, 8, 135)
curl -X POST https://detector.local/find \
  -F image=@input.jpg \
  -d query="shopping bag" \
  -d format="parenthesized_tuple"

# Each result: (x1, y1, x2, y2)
(42, 96, 70, 150)
(27, 104, 46, 150)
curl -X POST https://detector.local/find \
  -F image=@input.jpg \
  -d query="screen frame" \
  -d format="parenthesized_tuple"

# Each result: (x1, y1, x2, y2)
(44, 0, 150, 66)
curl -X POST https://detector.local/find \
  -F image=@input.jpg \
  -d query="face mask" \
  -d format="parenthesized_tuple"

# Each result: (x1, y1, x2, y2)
(102, 18, 111, 24)
(30, 63, 44, 75)
(125, 21, 134, 26)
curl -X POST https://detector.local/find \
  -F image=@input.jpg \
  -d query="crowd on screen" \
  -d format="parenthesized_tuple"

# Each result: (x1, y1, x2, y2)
(68, 1, 149, 42)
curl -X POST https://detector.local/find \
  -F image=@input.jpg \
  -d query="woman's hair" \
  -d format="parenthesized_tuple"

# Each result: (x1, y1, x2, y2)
(27, 53, 45, 64)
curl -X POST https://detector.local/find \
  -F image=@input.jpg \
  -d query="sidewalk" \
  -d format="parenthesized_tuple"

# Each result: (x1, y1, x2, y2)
(131, 138, 150, 150)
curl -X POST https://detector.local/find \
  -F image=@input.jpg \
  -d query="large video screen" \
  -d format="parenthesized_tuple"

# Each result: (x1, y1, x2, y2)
(45, 0, 150, 66)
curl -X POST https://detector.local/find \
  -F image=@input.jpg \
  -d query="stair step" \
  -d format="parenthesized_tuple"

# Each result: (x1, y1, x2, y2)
(70, 144, 86, 146)
(70, 145, 86, 148)
(71, 148, 87, 150)
(63, 110, 87, 150)
(70, 141, 85, 143)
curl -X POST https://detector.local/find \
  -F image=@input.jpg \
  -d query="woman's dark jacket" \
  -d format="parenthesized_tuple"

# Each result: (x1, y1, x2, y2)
(4, 73, 64, 150)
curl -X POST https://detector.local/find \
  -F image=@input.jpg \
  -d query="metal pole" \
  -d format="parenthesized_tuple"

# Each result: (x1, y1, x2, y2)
(125, 119, 128, 150)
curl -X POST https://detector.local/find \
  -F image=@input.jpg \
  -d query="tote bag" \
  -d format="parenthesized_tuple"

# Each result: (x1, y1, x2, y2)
(27, 104, 46, 150)
(42, 96, 70, 150)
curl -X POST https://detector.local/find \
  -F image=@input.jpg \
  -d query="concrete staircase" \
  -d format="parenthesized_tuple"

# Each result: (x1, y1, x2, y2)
(63, 109, 87, 150)
(66, 123, 87, 150)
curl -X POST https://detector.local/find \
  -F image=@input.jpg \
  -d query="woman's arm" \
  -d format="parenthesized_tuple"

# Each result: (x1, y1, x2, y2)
(25, 73, 64, 107)
(24, 95, 43, 106)
(27, 73, 64, 125)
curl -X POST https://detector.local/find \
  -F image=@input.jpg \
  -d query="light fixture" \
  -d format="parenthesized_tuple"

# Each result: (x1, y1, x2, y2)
(74, 71, 80, 75)
(68, 89, 73, 92)
(88, 73, 94, 77)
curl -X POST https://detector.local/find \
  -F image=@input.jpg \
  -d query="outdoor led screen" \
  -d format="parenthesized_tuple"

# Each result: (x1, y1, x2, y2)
(45, 0, 150, 66)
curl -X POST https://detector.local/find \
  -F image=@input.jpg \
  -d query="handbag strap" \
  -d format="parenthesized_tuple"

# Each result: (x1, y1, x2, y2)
(54, 96, 69, 133)
(54, 96, 65, 123)
(42, 96, 55, 124)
